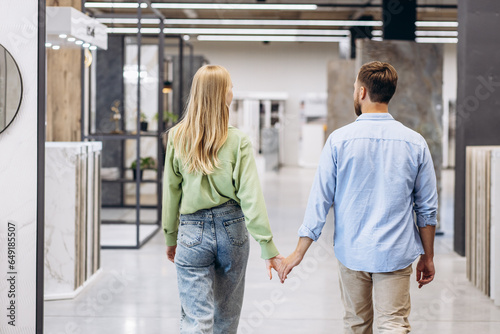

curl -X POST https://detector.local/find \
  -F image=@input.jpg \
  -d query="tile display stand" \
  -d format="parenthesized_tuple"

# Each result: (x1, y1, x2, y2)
(466, 146, 500, 305)
(44, 142, 102, 300)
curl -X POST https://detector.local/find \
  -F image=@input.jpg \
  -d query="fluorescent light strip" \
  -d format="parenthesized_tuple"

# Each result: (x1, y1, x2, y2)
(97, 18, 158, 25)
(107, 27, 160, 34)
(151, 3, 317, 10)
(163, 28, 350, 36)
(416, 31, 458, 37)
(106, 27, 349, 36)
(373, 30, 457, 37)
(416, 37, 458, 43)
(197, 35, 347, 42)
(416, 21, 458, 27)
(164, 19, 382, 27)
(85, 2, 147, 8)
(97, 18, 457, 29)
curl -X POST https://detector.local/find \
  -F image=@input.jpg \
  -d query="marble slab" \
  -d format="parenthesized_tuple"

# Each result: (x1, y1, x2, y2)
(491, 149, 500, 306)
(45, 142, 102, 300)
(465, 146, 500, 300)
(326, 59, 357, 136)
(355, 39, 444, 226)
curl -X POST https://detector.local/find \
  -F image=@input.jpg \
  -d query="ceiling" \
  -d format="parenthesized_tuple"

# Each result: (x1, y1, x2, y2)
(83, 1, 458, 42)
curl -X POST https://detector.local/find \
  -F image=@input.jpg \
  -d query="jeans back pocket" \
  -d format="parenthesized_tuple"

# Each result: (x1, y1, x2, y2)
(223, 217, 248, 246)
(179, 221, 203, 247)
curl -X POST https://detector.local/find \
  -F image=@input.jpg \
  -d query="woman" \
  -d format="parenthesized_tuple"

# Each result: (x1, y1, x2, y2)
(162, 65, 283, 334)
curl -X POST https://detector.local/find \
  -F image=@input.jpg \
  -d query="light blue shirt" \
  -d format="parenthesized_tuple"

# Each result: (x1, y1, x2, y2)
(299, 113, 438, 273)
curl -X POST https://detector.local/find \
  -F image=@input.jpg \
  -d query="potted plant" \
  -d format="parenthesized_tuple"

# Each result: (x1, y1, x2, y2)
(153, 111, 178, 130)
(130, 156, 156, 180)
(140, 112, 148, 132)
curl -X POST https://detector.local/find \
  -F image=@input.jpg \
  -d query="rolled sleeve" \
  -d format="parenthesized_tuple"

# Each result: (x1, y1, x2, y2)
(298, 225, 320, 241)
(413, 143, 438, 228)
(416, 213, 438, 228)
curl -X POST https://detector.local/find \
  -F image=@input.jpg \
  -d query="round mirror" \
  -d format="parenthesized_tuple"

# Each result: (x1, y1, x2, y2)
(0, 44, 23, 135)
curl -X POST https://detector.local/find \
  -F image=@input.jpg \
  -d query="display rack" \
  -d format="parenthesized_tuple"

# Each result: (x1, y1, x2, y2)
(81, 1, 189, 249)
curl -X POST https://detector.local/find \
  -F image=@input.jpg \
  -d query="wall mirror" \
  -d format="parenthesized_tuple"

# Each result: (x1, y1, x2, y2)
(0, 44, 23, 134)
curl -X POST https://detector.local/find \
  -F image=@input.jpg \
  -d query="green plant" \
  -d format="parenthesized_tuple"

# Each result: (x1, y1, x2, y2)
(140, 112, 148, 122)
(153, 111, 178, 124)
(130, 156, 156, 170)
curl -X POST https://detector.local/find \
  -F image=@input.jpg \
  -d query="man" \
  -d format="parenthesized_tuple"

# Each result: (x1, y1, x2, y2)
(279, 61, 437, 333)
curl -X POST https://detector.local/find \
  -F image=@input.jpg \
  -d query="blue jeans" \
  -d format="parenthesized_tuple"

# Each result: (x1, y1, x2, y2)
(175, 200, 250, 334)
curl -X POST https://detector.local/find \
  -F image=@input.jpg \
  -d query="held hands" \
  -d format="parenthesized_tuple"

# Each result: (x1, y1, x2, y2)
(416, 255, 435, 288)
(277, 251, 304, 284)
(166, 245, 177, 263)
(265, 254, 285, 280)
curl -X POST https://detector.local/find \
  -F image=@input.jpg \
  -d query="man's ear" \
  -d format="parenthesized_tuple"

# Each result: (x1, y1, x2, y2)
(360, 86, 367, 100)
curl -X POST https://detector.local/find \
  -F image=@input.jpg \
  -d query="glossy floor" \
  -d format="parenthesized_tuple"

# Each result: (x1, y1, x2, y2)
(44, 168, 500, 333)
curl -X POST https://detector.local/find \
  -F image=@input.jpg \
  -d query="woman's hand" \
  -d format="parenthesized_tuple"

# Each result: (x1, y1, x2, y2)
(166, 245, 177, 263)
(265, 254, 285, 280)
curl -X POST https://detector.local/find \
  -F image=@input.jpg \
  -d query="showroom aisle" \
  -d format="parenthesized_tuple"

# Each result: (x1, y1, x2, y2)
(44, 168, 500, 333)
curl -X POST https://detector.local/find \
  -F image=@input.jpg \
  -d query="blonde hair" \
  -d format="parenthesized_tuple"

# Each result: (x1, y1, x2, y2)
(172, 65, 231, 175)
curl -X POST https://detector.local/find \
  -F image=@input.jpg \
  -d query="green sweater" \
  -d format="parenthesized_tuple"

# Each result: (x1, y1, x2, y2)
(162, 126, 279, 259)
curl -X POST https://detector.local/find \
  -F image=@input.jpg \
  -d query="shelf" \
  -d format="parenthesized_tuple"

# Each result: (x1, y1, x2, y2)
(84, 131, 161, 140)
(102, 178, 160, 183)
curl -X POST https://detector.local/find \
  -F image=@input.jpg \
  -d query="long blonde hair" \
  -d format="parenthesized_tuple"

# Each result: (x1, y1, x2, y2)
(172, 65, 231, 175)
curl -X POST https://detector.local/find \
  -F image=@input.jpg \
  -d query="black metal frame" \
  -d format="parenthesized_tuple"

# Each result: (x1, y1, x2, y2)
(82, 0, 187, 249)
(37, 0, 46, 332)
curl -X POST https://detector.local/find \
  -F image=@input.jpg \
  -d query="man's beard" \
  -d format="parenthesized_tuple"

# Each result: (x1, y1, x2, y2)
(354, 97, 362, 116)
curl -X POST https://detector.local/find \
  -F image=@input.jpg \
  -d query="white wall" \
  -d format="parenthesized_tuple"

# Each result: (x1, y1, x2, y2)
(190, 41, 338, 166)
(0, 0, 39, 331)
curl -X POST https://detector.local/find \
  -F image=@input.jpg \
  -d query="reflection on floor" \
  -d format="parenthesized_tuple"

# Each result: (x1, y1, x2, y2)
(44, 168, 500, 333)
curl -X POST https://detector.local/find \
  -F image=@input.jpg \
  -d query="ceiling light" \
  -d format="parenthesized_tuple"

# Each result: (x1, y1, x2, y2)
(197, 35, 347, 42)
(183, 35, 190, 41)
(372, 30, 457, 38)
(164, 19, 382, 27)
(416, 37, 458, 43)
(151, 3, 317, 10)
(45, 42, 52, 47)
(59, 34, 67, 38)
(89, 45, 97, 50)
(415, 31, 458, 37)
(416, 21, 458, 28)
(75, 40, 84, 45)
(83, 42, 91, 48)
(163, 28, 350, 36)
(96, 18, 158, 25)
(52, 45, 60, 50)
(85, 2, 148, 9)
(67, 37, 76, 42)
(106, 27, 161, 34)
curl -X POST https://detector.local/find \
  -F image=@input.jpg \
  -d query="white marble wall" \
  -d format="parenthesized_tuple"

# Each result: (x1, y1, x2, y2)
(0, 1, 39, 331)
(44, 142, 102, 300)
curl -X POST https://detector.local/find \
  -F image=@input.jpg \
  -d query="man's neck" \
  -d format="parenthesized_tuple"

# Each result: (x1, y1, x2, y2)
(362, 103, 389, 114)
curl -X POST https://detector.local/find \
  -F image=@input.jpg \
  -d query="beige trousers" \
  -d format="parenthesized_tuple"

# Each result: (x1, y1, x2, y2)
(337, 260, 412, 334)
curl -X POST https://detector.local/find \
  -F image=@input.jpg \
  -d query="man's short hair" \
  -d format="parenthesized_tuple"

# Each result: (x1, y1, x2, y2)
(357, 61, 398, 104)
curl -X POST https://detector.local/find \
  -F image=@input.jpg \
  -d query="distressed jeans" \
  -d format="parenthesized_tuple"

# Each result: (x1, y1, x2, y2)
(175, 200, 250, 334)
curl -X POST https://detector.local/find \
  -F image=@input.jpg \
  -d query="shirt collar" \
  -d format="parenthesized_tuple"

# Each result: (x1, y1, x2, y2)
(355, 112, 394, 121)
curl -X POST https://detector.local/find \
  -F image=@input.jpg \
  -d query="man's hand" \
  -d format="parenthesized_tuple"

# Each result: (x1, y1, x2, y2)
(278, 251, 304, 284)
(277, 237, 314, 284)
(416, 255, 435, 288)
(265, 254, 285, 280)
(166, 245, 177, 263)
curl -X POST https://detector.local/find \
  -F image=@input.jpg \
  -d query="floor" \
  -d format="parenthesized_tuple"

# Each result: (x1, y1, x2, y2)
(44, 168, 500, 333)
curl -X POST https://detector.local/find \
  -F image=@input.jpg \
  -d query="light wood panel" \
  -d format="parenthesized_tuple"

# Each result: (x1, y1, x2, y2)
(46, 0, 82, 142)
